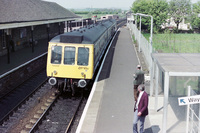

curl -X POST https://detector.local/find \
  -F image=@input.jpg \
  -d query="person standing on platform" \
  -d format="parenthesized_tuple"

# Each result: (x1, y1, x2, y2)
(133, 65, 145, 101)
(133, 84, 148, 133)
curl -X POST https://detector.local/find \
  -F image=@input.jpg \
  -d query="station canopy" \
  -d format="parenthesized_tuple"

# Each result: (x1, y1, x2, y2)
(0, 0, 80, 29)
(152, 53, 200, 76)
(151, 53, 200, 132)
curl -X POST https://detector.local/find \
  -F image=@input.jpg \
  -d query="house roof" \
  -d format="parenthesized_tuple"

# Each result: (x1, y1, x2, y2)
(0, 0, 80, 29)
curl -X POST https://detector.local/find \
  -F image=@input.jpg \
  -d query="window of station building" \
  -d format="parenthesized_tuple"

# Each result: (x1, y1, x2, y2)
(51, 46, 62, 64)
(64, 46, 75, 65)
(78, 47, 89, 66)
(20, 28, 27, 38)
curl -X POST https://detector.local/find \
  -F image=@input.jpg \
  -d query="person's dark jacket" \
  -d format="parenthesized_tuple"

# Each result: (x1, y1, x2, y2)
(133, 69, 145, 85)
(134, 91, 148, 116)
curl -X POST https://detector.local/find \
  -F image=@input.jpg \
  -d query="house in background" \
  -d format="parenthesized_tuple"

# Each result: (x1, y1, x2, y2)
(161, 17, 191, 31)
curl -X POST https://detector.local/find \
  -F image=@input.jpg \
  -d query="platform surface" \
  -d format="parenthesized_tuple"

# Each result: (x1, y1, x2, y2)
(0, 39, 48, 76)
(77, 26, 153, 133)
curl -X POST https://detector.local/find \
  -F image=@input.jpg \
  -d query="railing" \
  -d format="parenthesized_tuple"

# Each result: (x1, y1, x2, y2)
(188, 107, 200, 133)
(127, 21, 152, 71)
(128, 21, 155, 96)
(187, 86, 200, 133)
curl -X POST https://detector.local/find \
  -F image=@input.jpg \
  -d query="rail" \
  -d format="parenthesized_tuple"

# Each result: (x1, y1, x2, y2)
(29, 92, 58, 133)
(65, 96, 84, 133)
(188, 107, 200, 133)
(187, 86, 200, 133)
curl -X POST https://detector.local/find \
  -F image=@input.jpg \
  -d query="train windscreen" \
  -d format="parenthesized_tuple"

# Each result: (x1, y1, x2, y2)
(64, 46, 75, 65)
(51, 46, 62, 64)
(77, 47, 89, 66)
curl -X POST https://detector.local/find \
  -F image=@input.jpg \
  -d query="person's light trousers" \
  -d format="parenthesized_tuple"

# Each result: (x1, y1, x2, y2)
(133, 109, 146, 133)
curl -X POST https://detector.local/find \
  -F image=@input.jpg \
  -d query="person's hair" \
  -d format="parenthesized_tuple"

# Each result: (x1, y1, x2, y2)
(137, 65, 141, 69)
(138, 84, 145, 91)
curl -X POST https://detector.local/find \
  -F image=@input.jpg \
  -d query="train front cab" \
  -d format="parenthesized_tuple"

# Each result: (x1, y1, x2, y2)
(46, 42, 94, 92)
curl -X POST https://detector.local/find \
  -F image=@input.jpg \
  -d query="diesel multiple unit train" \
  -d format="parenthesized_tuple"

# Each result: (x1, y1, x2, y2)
(46, 19, 117, 95)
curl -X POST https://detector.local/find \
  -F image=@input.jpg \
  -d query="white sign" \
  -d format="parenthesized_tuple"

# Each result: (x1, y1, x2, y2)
(178, 95, 200, 106)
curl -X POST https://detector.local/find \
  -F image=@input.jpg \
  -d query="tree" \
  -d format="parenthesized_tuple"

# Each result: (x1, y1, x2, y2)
(149, 0, 169, 32)
(191, 2, 200, 30)
(131, 0, 168, 33)
(168, 0, 192, 31)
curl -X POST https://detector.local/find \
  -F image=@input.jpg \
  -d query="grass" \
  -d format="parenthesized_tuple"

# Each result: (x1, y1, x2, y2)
(76, 14, 106, 19)
(143, 33, 200, 53)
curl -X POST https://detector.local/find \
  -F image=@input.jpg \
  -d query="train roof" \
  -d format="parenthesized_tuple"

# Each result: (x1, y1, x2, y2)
(50, 19, 116, 44)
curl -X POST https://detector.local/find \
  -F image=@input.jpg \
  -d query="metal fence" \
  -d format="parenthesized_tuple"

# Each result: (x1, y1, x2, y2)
(127, 21, 152, 70)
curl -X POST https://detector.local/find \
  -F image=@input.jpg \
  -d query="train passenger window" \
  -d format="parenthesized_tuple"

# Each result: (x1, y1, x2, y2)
(78, 47, 89, 66)
(64, 46, 75, 65)
(51, 46, 62, 64)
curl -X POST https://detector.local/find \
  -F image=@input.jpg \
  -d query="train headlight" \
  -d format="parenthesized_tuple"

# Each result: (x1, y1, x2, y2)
(48, 77, 57, 86)
(78, 79, 87, 88)
(53, 70, 57, 75)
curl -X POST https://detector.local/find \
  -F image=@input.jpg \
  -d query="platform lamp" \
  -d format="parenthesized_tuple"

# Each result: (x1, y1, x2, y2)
(136, 13, 153, 52)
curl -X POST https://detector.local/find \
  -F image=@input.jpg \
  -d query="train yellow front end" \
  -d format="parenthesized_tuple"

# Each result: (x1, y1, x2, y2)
(46, 19, 116, 95)
(46, 42, 94, 88)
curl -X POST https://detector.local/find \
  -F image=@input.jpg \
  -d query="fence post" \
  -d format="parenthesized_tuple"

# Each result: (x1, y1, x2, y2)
(186, 86, 191, 133)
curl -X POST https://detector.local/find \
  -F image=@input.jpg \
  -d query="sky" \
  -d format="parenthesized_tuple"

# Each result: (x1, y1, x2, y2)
(43, 0, 134, 10)
(43, 0, 200, 10)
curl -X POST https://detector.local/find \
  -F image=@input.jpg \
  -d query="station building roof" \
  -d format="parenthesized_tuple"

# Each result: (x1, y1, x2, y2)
(0, 0, 80, 29)
(152, 53, 200, 76)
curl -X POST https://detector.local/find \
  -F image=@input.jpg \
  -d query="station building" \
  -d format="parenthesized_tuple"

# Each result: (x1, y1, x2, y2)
(100, 15, 119, 20)
(0, 0, 80, 61)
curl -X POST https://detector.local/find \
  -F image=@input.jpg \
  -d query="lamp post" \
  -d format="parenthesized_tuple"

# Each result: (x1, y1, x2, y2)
(136, 13, 153, 48)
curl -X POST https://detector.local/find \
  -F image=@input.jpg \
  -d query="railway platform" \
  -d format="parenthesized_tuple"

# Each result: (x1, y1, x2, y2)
(77, 26, 154, 133)
(0, 39, 48, 75)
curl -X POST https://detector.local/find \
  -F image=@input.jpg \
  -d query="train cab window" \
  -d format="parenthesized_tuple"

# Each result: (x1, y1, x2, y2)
(77, 47, 89, 66)
(51, 46, 62, 64)
(64, 46, 75, 65)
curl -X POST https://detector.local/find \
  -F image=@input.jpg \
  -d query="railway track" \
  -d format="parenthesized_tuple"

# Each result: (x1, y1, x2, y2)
(34, 94, 87, 133)
(0, 72, 49, 132)
(0, 71, 87, 133)
(0, 69, 47, 125)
